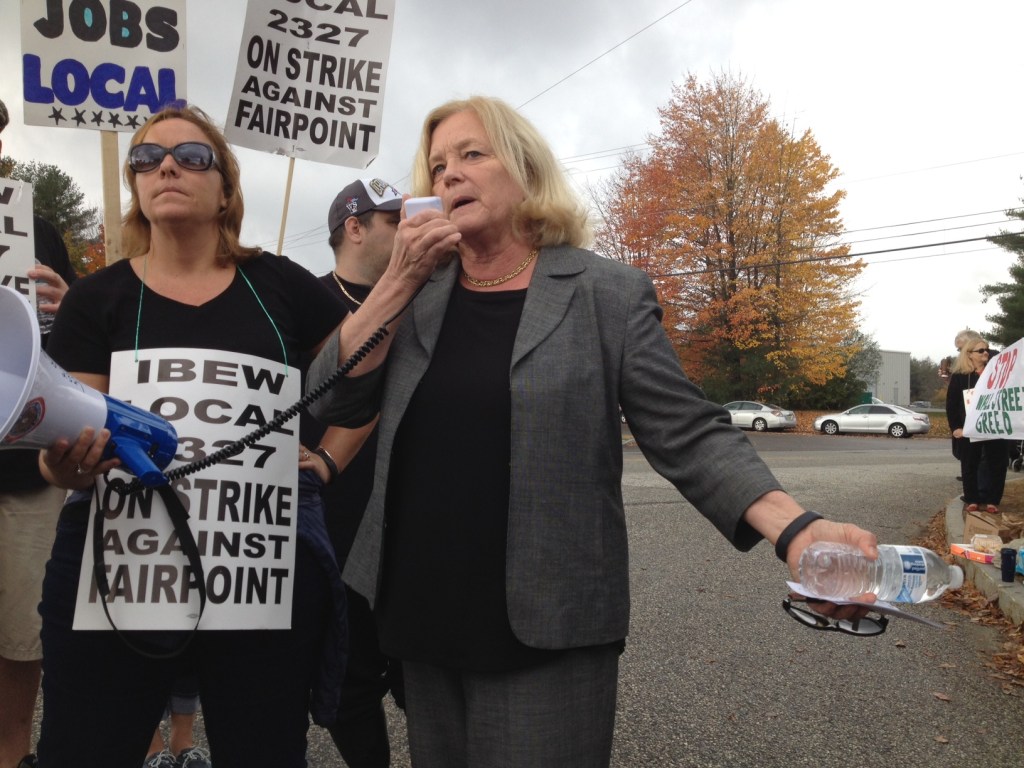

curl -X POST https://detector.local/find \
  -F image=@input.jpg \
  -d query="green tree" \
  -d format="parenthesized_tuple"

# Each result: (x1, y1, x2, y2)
(2, 156, 100, 274)
(593, 72, 864, 402)
(983, 206, 1024, 347)
(909, 356, 939, 403)
(788, 332, 881, 410)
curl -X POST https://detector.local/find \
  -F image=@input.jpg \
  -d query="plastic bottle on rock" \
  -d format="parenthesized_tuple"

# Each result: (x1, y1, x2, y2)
(798, 543, 964, 603)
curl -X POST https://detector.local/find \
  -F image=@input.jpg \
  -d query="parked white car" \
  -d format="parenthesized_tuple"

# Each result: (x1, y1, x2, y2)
(813, 404, 930, 438)
(722, 401, 797, 432)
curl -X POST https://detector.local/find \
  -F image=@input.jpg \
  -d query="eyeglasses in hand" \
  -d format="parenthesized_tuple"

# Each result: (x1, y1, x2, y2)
(782, 596, 889, 637)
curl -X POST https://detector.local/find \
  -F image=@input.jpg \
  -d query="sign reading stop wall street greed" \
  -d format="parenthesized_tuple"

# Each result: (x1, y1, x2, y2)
(21, 0, 186, 132)
(225, 0, 396, 167)
(963, 338, 1024, 440)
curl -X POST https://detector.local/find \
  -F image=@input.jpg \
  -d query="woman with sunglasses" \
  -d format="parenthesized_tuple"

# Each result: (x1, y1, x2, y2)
(945, 334, 1008, 514)
(31, 103, 458, 767)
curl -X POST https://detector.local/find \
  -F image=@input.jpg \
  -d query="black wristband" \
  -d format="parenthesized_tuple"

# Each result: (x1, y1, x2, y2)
(774, 511, 823, 562)
(314, 446, 339, 480)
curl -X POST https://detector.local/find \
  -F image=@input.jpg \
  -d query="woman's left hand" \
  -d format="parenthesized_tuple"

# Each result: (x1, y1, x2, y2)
(786, 518, 879, 620)
(299, 444, 330, 484)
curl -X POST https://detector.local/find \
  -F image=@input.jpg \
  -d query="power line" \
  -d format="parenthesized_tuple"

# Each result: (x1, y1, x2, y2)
(647, 233, 1023, 278)
(517, 1, 697, 109)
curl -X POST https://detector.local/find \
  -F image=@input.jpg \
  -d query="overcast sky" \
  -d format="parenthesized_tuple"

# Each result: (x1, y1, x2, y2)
(3, 0, 1022, 365)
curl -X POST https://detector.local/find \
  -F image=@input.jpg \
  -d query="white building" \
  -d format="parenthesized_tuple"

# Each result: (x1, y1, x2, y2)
(869, 350, 911, 405)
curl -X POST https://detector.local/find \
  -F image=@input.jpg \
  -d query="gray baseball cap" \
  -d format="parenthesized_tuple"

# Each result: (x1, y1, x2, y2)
(328, 178, 403, 234)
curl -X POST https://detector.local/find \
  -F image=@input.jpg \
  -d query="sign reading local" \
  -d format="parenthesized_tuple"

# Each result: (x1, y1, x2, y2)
(963, 338, 1024, 440)
(225, 0, 397, 167)
(20, 0, 186, 132)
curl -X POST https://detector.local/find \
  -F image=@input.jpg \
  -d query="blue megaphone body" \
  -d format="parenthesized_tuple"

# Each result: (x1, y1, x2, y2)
(0, 285, 177, 487)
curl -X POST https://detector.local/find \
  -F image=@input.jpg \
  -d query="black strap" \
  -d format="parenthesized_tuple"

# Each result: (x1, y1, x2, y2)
(91, 479, 206, 659)
(774, 510, 823, 562)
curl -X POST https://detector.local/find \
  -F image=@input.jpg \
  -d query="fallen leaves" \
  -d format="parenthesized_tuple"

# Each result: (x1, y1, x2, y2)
(914, 507, 1024, 688)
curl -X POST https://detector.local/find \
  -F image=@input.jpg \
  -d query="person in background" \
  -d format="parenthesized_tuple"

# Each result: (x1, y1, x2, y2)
(305, 95, 880, 767)
(946, 334, 1008, 514)
(310, 179, 406, 766)
(949, 329, 983, 479)
(34, 103, 351, 766)
(0, 96, 78, 768)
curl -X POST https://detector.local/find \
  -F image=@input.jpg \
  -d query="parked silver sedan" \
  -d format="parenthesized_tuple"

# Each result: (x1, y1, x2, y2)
(722, 401, 797, 432)
(813, 404, 931, 438)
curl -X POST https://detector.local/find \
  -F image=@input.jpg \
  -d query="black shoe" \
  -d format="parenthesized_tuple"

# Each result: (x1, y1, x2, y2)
(16, 756, 38, 768)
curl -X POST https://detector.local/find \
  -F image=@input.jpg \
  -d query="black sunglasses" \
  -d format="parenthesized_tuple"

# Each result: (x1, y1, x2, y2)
(129, 142, 217, 173)
(782, 597, 889, 637)
(971, 348, 991, 355)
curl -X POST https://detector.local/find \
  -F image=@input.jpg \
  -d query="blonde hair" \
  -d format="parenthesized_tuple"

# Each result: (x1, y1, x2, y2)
(411, 96, 592, 248)
(122, 103, 259, 264)
(952, 334, 988, 374)
(953, 328, 982, 352)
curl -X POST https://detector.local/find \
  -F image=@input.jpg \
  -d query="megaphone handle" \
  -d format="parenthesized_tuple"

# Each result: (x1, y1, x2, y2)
(110, 440, 168, 488)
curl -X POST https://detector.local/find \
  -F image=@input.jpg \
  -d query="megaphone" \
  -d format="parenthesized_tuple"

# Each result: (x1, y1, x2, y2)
(0, 285, 177, 487)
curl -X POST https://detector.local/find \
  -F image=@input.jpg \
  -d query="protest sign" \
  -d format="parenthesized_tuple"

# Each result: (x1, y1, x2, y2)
(20, 0, 187, 131)
(962, 337, 1024, 440)
(0, 180, 38, 309)
(74, 348, 300, 630)
(225, 0, 397, 167)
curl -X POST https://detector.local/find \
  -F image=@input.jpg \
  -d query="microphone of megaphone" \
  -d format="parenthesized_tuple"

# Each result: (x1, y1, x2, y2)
(0, 285, 177, 487)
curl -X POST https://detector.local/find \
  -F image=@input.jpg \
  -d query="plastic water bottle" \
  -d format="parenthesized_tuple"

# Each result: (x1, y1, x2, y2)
(798, 542, 964, 603)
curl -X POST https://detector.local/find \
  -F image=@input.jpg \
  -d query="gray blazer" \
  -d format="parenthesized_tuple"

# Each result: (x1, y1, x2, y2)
(308, 245, 782, 649)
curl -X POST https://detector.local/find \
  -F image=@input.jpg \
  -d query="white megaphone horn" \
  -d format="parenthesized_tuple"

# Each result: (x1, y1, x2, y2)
(0, 284, 177, 487)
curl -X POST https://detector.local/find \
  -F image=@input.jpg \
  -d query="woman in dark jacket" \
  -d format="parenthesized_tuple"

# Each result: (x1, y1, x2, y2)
(946, 335, 1008, 512)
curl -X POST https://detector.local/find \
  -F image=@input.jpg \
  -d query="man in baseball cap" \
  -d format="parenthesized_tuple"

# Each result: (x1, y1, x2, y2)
(315, 179, 407, 766)
(327, 177, 403, 237)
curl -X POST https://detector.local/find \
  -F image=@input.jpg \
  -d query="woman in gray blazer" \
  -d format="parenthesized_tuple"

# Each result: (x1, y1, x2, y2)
(309, 95, 879, 768)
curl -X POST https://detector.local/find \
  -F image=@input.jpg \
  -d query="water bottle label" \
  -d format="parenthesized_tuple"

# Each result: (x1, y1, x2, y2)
(897, 551, 927, 602)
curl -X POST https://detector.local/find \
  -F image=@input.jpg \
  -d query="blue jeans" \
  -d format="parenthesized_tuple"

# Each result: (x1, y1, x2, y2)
(37, 471, 342, 767)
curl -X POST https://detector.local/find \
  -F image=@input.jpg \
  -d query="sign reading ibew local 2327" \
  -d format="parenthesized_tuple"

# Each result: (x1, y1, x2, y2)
(20, 0, 186, 132)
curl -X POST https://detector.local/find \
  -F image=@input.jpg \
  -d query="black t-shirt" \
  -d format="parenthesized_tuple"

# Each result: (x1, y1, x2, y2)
(48, 252, 343, 375)
(0, 216, 79, 492)
(46, 252, 345, 486)
(376, 284, 557, 671)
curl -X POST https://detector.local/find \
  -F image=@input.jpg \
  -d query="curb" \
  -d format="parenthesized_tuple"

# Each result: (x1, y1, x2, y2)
(946, 498, 1024, 626)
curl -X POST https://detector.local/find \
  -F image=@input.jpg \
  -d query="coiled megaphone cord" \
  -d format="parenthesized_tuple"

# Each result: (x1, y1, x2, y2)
(114, 322, 390, 497)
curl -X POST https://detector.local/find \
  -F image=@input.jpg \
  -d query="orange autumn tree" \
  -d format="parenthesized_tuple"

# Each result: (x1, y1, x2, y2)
(595, 72, 864, 404)
(74, 223, 107, 275)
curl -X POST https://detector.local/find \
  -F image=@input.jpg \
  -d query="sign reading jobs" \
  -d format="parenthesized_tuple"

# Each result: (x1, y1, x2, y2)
(74, 348, 300, 631)
(20, 0, 186, 131)
(0, 180, 38, 309)
(225, 0, 397, 167)
(963, 338, 1024, 440)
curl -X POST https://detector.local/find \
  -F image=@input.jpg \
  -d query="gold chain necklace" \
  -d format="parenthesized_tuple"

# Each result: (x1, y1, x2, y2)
(463, 249, 538, 288)
(332, 271, 363, 306)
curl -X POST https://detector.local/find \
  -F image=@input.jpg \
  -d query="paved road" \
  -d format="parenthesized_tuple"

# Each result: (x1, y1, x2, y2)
(41, 433, 1024, 765)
